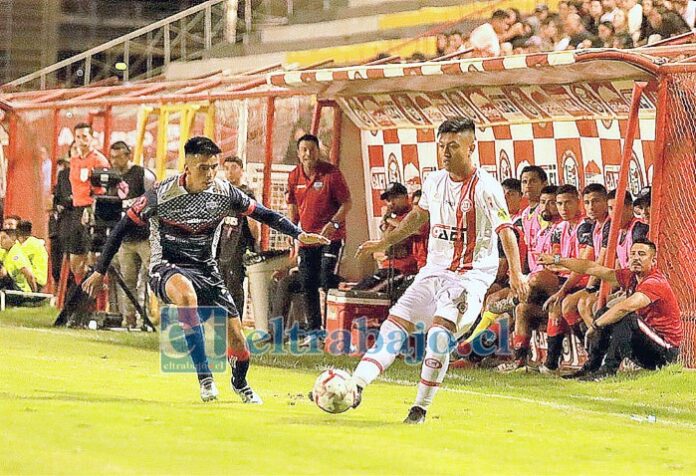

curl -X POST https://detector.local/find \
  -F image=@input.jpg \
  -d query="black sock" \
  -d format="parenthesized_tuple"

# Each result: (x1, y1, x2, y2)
(545, 335, 564, 370)
(232, 358, 250, 389)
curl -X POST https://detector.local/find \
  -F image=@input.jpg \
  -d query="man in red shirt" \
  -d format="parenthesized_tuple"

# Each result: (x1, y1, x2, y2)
(67, 122, 110, 283)
(354, 182, 427, 292)
(286, 134, 352, 345)
(538, 238, 681, 380)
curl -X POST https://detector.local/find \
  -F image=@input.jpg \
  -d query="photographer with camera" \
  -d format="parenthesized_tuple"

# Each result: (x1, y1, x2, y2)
(67, 123, 110, 285)
(108, 141, 156, 328)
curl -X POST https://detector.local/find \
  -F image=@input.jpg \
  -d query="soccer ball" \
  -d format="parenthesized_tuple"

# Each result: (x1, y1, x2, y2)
(312, 369, 358, 414)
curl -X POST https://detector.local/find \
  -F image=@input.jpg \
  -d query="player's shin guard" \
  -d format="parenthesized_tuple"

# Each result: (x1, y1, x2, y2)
(184, 325, 213, 382)
(353, 318, 409, 389)
(228, 347, 251, 390)
(414, 326, 454, 410)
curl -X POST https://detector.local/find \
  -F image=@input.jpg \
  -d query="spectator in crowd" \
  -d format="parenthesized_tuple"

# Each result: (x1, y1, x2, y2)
(109, 141, 156, 328)
(436, 33, 448, 56)
(448, 31, 465, 53)
(538, 239, 681, 380)
(0, 228, 37, 297)
(468, 9, 510, 57)
(67, 122, 110, 284)
(588, 0, 606, 34)
(2, 215, 20, 230)
(16, 221, 48, 292)
(623, 0, 644, 43)
(50, 143, 78, 284)
(646, 6, 691, 44)
(598, 20, 616, 46)
(601, 0, 622, 22)
(354, 182, 426, 292)
(217, 156, 259, 324)
(528, 4, 550, 33)
(612, 7, 630, 35)
(539, 17, 563, 50)
(613, 31, 634, 47)
(558, 0, 572, 22)
(674, 0, 696, 28)
(565, 13, 603, 48)
(286, 134, 352, 347)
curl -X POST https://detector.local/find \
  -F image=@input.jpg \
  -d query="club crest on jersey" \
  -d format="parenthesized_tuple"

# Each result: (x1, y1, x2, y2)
(313, 181, 324, 190)
(460, 198, 472, 212)
(205, 201, 219, 214)
(431, 224, 467, 242)
(452, 292, 468, 314)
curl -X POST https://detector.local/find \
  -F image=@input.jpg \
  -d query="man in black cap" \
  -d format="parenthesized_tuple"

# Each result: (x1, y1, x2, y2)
(354, 182, 426, 291)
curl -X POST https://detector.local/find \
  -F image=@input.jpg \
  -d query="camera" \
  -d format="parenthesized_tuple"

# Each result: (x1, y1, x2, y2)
(90, 168, 123, 229)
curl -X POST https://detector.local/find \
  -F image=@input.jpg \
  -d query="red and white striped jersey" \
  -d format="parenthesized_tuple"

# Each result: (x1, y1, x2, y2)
(418, 168, 513, 285)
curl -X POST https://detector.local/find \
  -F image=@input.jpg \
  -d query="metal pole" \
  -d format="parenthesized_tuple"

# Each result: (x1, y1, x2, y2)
(84, 55, 92, 85)
(123, 40, 130, 81)
(261, 96, 276, 251)
(310, 102, 322, 135)
(330, 106, 342, 166)
(205, 5, 213, 55)
(51, 108, 60, 186)
(598, 81, 647, 307)
(102, 106, 112, 157)
(164, 24, 171, 67)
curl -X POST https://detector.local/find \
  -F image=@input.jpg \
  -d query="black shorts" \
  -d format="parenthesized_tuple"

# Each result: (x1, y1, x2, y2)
(149, 262, 239, 318)
(65, 206, 92, 255)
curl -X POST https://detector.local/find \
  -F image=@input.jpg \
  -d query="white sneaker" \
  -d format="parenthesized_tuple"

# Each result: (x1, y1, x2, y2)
(537, 364, 559, 376)
(200, 377, 219, 402)
(299, 333, 324, 348)
(233, 384, 263, 404)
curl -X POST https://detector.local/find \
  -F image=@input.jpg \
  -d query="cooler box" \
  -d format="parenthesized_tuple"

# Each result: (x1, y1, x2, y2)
(324, 290, 391, 355)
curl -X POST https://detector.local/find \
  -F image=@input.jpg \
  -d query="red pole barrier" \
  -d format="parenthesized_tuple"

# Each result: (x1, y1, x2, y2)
(598, 81, 647, 307)
(310, 102, 322, 135)
(260, 96, 276, 251)
(51, 109, 61, 186)
(648, 76, 669, 242)
(102, 106, 112, 157)
(330, 106, 342, 166)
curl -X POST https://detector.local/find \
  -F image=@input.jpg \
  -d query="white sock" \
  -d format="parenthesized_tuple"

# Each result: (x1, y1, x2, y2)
(353, 318, 409, 388)
(414, 326, 454, 410)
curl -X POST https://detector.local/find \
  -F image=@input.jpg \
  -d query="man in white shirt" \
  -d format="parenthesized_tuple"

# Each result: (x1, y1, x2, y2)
(350, 118, 528, 424)
(468, 9, 511, 57)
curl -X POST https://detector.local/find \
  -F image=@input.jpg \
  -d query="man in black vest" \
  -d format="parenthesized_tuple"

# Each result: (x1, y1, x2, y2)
(109, 141, 156, 327)
(216, 156, 258, 320)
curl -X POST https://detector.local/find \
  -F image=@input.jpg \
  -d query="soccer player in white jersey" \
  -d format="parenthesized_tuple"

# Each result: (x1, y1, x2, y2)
(352, 118, 529, 423)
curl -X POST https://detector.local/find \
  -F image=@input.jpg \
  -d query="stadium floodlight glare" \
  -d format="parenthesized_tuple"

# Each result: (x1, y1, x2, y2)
(115, 62, 128, 71)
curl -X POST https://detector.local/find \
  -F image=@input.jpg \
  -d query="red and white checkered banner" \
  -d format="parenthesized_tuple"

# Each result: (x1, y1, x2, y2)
(361, 117, 655, 238)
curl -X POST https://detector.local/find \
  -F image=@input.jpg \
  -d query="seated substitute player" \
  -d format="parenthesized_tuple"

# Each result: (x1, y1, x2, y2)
(576, 189, 648, 325)
(0, 228, 38, 305)
(16, 220, 49, 292)
(83, 137, 328, 403)
(519, 166, 550, 273)
(352, 118, 528, 424)
(538, 184, 610, 373)
(537, 238, 681, 380)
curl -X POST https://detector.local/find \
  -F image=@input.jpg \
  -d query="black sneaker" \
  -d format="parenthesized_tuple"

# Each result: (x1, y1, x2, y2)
(579, 366, 617, 382)
(562, 365, 594, 380)
(403, 406, 427, 424)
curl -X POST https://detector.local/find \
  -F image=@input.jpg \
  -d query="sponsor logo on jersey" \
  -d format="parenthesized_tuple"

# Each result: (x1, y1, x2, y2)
(424, 358, 443, 369)
(431, 224, 468, 242)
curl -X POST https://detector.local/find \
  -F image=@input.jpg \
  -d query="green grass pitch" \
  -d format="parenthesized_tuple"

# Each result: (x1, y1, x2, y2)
(1, 307, 695, 475)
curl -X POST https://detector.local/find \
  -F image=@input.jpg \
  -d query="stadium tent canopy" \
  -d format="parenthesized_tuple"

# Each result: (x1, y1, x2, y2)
(265, 47, 696, 97)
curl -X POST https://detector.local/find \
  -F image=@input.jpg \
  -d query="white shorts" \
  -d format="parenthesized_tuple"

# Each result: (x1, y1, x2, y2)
(389, 267, 491, 337)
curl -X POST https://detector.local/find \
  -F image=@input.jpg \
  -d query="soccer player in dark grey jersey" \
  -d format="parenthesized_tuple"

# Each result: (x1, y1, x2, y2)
(83, 137, 329, 402)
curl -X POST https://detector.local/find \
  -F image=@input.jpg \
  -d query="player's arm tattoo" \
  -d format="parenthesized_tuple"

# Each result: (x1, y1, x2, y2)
(383, 205, 429, 247)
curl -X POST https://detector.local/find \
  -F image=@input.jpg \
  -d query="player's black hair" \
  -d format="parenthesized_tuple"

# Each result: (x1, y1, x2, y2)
(223, 156, 243, 167)
(184, 136, 222, 157)
(557, 184, 579, 196)
(540, 185, 558, 195)
(582, 183, 607, 196)
(437, 117, 475, 137)
(0, 228, 18, 239)
(492, 9, 510, 20)
(501, 178, 522, 194)
(297, 134, 320, 149)
(608, 189, 634, 206)
(110, 141, 131, 154)
(16, 220, 32, 237)
(520, 165, 548, 183)
(632, 238, 657, 253)
(73, 122, 92, 132)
